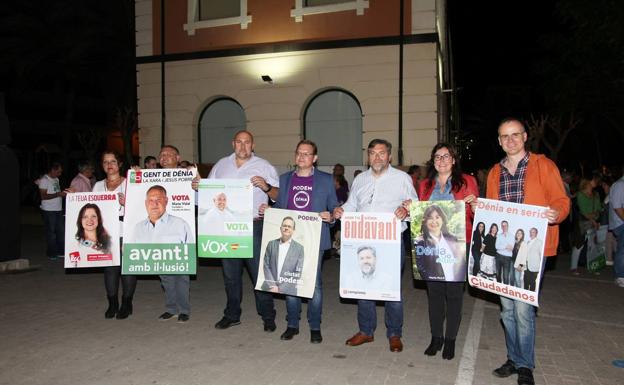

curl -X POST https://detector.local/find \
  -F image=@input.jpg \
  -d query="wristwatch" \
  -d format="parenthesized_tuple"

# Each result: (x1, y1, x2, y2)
(263, 183, 272, 193)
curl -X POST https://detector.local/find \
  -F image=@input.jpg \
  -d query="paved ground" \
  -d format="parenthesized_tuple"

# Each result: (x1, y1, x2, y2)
(1, 209, 623, 385)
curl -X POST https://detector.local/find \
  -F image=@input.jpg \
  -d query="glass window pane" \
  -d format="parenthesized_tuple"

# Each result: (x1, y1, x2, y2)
(305, 90, 362, 166)
(199, 0, 241, 21)
(199, 99, 246, 163)
(305, 0, 351, 6)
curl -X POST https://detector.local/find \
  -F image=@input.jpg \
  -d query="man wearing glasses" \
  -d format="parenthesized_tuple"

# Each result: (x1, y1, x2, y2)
(333, 139, 418, 353)
(267, 139, 338, 343)
(487, 118, 569, 385)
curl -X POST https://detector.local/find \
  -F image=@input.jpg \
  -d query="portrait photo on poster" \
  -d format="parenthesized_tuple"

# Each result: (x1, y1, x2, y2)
(256, 208, 322, 298)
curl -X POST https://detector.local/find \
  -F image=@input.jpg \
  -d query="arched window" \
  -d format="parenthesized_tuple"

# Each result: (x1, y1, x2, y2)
(198, 97, 246, 163)
(304, 89, 363, 166)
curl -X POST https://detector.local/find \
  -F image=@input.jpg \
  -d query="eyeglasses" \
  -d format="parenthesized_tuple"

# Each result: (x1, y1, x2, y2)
(434, 154, 452, 162)
(295, 152, 314, 158)
(499, 132, 524, 142)
(368, 151, 387, 158)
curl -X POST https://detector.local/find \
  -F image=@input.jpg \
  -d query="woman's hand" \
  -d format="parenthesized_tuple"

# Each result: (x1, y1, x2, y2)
(464, 195, 478, 212)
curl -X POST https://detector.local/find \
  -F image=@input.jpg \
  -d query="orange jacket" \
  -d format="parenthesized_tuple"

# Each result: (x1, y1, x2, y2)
(486, 153, 570, 257)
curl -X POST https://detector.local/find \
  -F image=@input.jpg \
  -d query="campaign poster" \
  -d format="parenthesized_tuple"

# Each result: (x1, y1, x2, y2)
(339, 212, 402, 302)
(410, 200, 466, 282)
(255, 208, 322, 299)
(65, 192, 120, 268)
(122, 168, 197, 275)
(197, 179, 253, 258)
(468, 198, 548, 306)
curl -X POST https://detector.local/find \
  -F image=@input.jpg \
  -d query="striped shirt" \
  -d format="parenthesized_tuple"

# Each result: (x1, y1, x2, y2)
(498, 152, 530, 203)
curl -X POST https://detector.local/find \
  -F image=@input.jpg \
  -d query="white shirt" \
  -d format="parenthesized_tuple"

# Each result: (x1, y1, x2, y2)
(38, 174, 62, 211)
(130, 212, 191, 244)
(609, 176, 624, 230)
(93, 178, 126, 233)
(277, 238, 292, 276)
(209, 153, 279, 218)
(433, 234, 455, 279)
(495, 231, 514, 257)
(525, 237, 543, 272)
(341, 165, 418, 231)
(199, 207, 236, 235)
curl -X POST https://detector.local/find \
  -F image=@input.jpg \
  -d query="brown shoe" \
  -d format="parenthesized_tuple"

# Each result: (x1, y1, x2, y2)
(345, 332, 374, 346)
(389, 336, 403, 352)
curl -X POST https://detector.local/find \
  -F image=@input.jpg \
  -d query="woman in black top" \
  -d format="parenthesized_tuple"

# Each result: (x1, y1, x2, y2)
(471, 222, 485, 276)
(480, 223, 498, 280)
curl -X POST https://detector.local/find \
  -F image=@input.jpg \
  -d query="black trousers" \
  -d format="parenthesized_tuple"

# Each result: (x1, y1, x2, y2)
(524, 270, 538, 292)
(427, 280, 464, 339)
(104, 266, 137, 299)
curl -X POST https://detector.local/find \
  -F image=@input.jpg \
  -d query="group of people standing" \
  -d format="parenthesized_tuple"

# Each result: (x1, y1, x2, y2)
(38, 117, 573, 385)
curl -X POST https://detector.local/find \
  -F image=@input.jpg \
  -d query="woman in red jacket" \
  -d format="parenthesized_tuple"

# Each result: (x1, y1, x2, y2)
(416, 143, 478, 360)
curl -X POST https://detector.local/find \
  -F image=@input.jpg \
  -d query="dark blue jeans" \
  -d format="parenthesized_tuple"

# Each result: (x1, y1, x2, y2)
(357, 241, 405, 338)
(285, 251, 323, 330)
(41, 210, 64, 257)
(221, 221, 275, 322)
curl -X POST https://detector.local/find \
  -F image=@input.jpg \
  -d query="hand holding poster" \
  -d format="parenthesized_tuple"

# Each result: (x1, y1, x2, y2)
(339, 212, 402, 301)
(122, 168, 197, 275)
(255, 208, 321, 298)
(410, 200, 466, 282)
(198, 179, 253, 258)
(65, 192, 120, 268)
(468, 198, 548, 306)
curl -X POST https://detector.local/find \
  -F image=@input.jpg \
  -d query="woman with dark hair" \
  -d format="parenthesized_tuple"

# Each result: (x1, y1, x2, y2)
(511, 229, 527, 288)
(480, 223, 498, 280)
(74, 203, 111, 255)
(92, 150, 136, 319)
(412, 143, 478, 360)
(471, 222, 485, 276)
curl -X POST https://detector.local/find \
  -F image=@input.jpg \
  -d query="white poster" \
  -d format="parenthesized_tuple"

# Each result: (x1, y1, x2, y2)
(122, 168, 197, 275)
(255, 208, 322, 299)
(65, 192, 120, 268)
(468, 198, 548, 306)
(339, 212, 402, 301)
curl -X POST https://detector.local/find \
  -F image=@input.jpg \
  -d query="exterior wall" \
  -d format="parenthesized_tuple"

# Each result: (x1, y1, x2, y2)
(135, 0, 153, 57)
(136, 44, 438, 168)
(411, 0, 436, 34)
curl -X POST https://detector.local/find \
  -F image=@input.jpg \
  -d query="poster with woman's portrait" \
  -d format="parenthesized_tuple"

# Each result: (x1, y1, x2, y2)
(410, 200, 466, 282)
(255, 208, 322, 299)
(65, 192, 120, 268)
(468, 198, 548, 307)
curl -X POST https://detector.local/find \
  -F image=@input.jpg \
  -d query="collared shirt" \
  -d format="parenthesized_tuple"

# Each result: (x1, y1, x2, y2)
(499, 152, 530, 203)
(525, 237, 543, 271)
(609, 176, 624, 230)
(433, 234, 456, 279)
(131, 212, 191, 244)
(341, 165, 418, 231)
(70, 173, 92, 193)
(277, 238, 292, 275)
(495, 231, 514, 257)
(209, 153, 279, 217)
(199, 207, 236, 235)
(38, 174, 62, 211)
(429, 178, 454, 201)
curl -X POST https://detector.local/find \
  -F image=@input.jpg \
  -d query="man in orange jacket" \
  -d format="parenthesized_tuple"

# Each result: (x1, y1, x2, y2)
(486, 118, 570, 385)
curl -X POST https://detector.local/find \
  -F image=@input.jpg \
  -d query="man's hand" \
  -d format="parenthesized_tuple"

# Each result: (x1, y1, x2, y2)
(545, 208, 560, 224)
(333, 207, 344, 220)
(251, 176, 270, 192)
(191, 174, 200, 191)
(319, 211, 332, 223)
(394, 206, 408, 220)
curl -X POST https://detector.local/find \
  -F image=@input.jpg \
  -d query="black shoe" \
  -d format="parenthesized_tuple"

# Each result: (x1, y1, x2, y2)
(517, 368, 534, 385)
(424, 336, 444, 356)
(214, 317, 241, 329)
(105, 296, 119, 319)
(280, 327, 299, 340)
(442, 338, 455, 360)
(177, 314, 189, 323)
(158, 312, 176, 321)
(310, 330, 323, 344)
(116, 297, 133, 320)
(493, 360, 518, 378)
(264, 320, 276, 332)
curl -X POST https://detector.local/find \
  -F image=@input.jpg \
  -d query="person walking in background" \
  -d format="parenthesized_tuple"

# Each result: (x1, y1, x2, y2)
(608, 168, 624, 287)
(69, 160, 95, 193)
(413, 143, 478, 360)
(38, 162, 67, 261)
(570, 177, 602, 274)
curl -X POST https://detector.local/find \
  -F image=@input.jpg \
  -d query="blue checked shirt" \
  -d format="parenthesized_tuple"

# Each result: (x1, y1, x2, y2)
(498, 152, 530, 203)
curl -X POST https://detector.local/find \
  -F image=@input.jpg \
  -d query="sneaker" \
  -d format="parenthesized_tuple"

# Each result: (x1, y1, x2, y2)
(492, 360, 517, 378)
(606, 260, 614, 266)
(517, 367, 535, 385)
(158, 312, 176, 321)
(616, 278, 624, 288)
(214, 317, 241, 329)
(177, 314, 189, 323)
